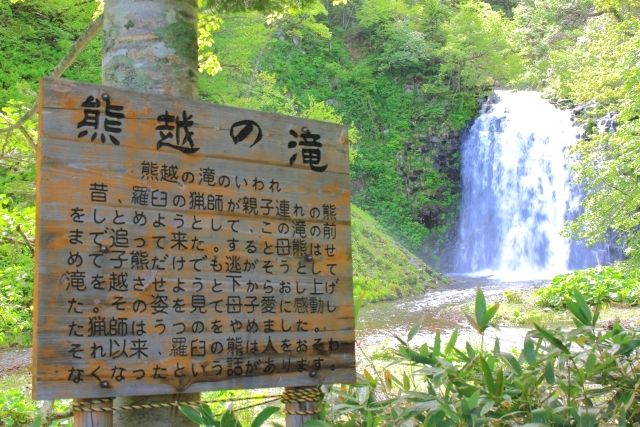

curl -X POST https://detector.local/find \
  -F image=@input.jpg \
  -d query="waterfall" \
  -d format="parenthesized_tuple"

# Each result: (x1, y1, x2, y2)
(454, 90, 601, 278)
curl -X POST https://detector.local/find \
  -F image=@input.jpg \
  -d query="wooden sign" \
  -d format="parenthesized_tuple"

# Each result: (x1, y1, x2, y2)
(34, 78, 354, 400)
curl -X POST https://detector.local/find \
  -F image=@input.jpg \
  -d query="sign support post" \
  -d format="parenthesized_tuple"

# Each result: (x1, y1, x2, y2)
(284, 386, 322, 426)
(73, 398, 113, 427)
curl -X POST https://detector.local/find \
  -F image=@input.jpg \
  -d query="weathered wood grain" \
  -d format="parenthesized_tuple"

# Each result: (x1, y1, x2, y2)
(34, 78, 354, 400)
(41, 78, 349, 174)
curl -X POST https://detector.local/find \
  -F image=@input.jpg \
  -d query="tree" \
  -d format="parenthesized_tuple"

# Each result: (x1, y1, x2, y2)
(556, 4, 640, 265)
(438, 0, 521, 92)
(103, 1, 199, 425)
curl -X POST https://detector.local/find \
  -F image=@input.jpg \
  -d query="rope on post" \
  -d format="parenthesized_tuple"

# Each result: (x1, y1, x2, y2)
(63, 388, 324, 427)
(281, 386, 323, 415)
(282, 386, 323, 426)
(72, 393, 281, 413)
(281, 386, 323, 404)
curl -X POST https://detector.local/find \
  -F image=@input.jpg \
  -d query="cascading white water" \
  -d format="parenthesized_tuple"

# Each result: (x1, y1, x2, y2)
(454, 90, 596, 279)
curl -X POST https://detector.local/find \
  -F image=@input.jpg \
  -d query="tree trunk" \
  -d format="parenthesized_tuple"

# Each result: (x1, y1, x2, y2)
(102, 1, 199, 425)
(103, 0, 198, 99)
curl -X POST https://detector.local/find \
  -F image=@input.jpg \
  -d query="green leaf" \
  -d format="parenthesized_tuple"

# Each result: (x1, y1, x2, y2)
(436, 397, 460, 421)
(433, 331, 441, 356)
(179, 406, 206, 425)
(585, 352, 597, 372)
(480, 355, 496, 395)
(544, 360, 555, 384)
(30, 415, 42, 427)
(407, 315, 424, 342)
(565, 291, 592, 327)
(201, 404, 216, 425)
(483, 303, 500, 328)
(353, 300, 361, 323)
(523, 338, 537, 365)
(534, 324, 570, 354)
(251, 406, 280, 427)
(592, 305, 600, 325)
(220, 410, 241, 427)
(475, 287, 487, 329)
(366, 411, 374, 427)
(615, 339, 640, 356)
(501, 353, 522, 375)
(466, 341, 476, 359)
(573, 290, 593, 324)
(398, 346, 436, 365)
(466, 390, 480, 410)
(304, 420, 333, 427)
(495, 368, 504, 395)
(403, 371, 411, 390)
(445, 330, 459, 353)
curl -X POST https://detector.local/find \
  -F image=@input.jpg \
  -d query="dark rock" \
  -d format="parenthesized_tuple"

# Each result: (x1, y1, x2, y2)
(597, 112, 617, 133)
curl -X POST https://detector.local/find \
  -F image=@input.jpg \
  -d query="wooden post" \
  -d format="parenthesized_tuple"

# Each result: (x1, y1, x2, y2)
(73, 398, 113, 427)
(284, 386, 322, 427)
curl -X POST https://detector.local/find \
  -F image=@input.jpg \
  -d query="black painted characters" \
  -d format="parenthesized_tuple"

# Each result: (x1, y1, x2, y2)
(77, 93, 124, 145)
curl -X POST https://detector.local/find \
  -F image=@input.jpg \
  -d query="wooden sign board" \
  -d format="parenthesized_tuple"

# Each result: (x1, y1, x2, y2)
(34, 78, 354, 400)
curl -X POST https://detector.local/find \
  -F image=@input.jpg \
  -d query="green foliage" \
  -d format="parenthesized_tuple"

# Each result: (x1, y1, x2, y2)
(0, 0, 101, 105)
(198, 13, 224, 75)
(351, 205, 445, 303)
(0, 245, 34, 347)
(0, 388, 37, 426)
(198, 2, 482, 251)
(0, 372, 38, 426)
(465, 287, 500, 334)
(180, 404, 279, 427)
(439, 0, 522, 92)
(560, 12, 640, 261)
(356, 0, 409, 31)
(514, 0, 640, 264)
(537, 262, 640, 308)
(320, 288, 640, 425)
(246, 0, 518, 250)
(202, 0, 314, 13)
(0, 105, 36, 349)
(513, 0, 595, 88)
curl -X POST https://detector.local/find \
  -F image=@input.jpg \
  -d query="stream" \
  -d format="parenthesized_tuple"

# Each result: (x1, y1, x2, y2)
(357, 276, 547, 353)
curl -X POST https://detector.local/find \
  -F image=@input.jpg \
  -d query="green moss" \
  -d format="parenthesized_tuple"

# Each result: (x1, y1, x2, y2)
(155, 19, 198, 61)
(102, 54, 153, 92)
(351, 205, 447, 304)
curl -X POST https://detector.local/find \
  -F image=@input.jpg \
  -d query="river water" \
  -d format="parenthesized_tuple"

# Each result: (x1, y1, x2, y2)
(357, 276, 545, 351)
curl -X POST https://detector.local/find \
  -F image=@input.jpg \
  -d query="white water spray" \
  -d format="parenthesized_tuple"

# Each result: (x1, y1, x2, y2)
(454, 91, 597, 279)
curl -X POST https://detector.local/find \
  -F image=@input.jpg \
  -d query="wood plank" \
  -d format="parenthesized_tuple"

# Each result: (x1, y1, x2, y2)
(40, 78, 349, 174)
(34, 78, 354, 400)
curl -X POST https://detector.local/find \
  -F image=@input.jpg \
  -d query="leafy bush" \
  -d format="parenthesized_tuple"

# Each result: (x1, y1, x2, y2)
(317, 288, 640, 426)
(180, 404, 279, 427)
(351, 205, 445, 304)
(0, 174, 35, 347)
(0, 250, 34, 347)
(0, 373, 38, 427)
(537, 262, 640, 308)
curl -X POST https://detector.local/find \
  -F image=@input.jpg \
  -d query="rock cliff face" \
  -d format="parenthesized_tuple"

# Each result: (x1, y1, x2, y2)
(397, 132, 461, 226)
(394, 95, 499, 269)
(396, 128, 464, 269)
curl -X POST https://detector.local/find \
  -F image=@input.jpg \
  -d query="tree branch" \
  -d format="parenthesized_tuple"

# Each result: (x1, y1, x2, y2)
(18, 126, 36, 151)
(0, 14, 104, 135)
(16, 225, 34, 255)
